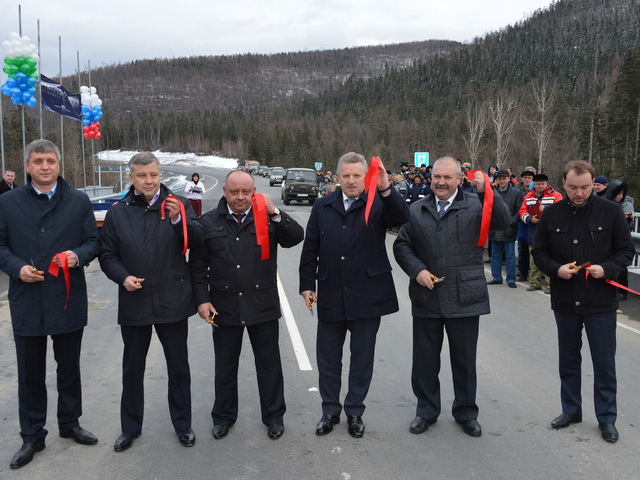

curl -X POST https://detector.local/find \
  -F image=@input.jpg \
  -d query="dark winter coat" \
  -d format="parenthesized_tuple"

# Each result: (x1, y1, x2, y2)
(0, 176, 99, 336)
(489, 183, 523, 242)
(98, 184, 204, 326)
(532, 195, 635, 314)
(393, 188, 510, 319)
(299, 186, 408, 322)
(189, 197, 304, 326)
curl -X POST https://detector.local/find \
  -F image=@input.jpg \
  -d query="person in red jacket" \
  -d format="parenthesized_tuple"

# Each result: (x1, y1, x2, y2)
(519, 174, 563, 292)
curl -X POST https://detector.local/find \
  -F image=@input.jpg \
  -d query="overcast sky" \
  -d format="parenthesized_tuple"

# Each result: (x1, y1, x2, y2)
(1, 0, 554, 79)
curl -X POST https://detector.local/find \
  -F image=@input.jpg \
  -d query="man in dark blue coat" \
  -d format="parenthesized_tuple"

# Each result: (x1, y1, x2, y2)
(299, 152, 408, 438)
(0, 139, 100, 469)
(99, 152, 204, 452)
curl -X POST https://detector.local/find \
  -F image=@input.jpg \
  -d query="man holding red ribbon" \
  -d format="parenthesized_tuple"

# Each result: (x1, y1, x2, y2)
(393, 156, 510, 438)
(532, 160, 635, 443)
(0, 139, 100, 469)
(189, 169, 303, 441)
(99, 152, 204, 452)
(299, 152, 408, 439)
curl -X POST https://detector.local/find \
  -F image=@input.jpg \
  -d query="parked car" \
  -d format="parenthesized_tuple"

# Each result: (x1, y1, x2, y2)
(259, 166, 271, 177)
(281, 167, 318, 205)
(269, 167, 285, 186)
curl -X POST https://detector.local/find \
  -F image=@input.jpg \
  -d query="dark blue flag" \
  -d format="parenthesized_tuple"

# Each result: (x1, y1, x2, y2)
(40, 74, 82, 121)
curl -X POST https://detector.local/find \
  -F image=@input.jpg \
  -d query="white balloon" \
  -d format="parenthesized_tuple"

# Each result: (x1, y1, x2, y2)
(90, 86, 96, 94)
(9, 32, 20, 40)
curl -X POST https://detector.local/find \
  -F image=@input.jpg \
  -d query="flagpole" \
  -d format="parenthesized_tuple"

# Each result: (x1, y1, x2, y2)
(77, 51, 86, 190)
(88, 59, 96, 196)
(19, 6, 27, 184)
(37, 19, 42, 138)
(58, 36, 65, 178)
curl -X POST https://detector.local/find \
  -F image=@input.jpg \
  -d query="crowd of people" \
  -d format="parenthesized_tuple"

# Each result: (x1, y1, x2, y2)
(0, 141, 636, 470)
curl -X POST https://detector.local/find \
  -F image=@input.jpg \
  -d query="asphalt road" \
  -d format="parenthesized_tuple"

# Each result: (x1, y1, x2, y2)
(1, 168, 640, 479)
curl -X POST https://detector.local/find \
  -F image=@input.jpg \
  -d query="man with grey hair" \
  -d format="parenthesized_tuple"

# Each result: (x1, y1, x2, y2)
(299, 152, 408, 438)
(0, 139, 100, 469)
(99, 152, 204, 452)
(394, 156, 510, 438)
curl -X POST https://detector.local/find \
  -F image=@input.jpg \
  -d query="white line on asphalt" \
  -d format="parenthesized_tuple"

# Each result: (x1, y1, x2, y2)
(618, 321, 640, 335)
(277, 274, 313, 371)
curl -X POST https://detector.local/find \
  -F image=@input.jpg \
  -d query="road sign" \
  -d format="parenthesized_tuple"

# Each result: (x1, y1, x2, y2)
(414, 152, 429, 167)
(315, 162, 323, 170)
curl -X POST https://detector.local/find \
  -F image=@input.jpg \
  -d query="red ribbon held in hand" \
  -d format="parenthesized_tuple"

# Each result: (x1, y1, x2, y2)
(363, 156, 381, 226)
(581, 262, 640, 296)
(161, 195, 188, 255)
(252, 193, 270, 261)
(468, 170, 494, 247)
(48, 252, 70, 310)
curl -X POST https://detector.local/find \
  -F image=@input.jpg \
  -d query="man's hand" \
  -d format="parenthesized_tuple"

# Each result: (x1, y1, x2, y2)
(19, 264, 44, 283)
(585, 264, 605, 279)
(197, 302, 219, 323)
(163, 196, 183, 222)
(529, 216, 539, 224)
(416, 269, 435, 290)
(263, 194, 278, 216)
(53, 250, 78, 268)
(301, 290, 316, 309)
(471, 171, 486, 192)
(124, 275, 144, 292)
(376, 159, 392, 196)
(558, 262, 578, 280)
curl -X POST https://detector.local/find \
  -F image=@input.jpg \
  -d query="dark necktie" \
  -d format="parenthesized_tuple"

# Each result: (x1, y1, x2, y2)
(438, 200, 448, 218)
(233, 213, 245, 224)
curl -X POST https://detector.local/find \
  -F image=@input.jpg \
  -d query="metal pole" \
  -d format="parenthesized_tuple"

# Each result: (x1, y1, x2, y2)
(1, 75, 5, 174)
(77, 51, 86, 190)
(88, 59, 96, 196)
(19, 6, 27, 184)
(37, 19, 42, 138)
(59, 36, 65, 177)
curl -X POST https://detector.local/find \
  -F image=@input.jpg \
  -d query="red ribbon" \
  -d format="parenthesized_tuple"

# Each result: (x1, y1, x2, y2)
(48, 252, 70, 310)
(363, 156, 381, 226)
(252, 193, 270, 261)
(161, 195, 188, 255)
(582, 262, 640, 296)
(468, 170, 494, 247)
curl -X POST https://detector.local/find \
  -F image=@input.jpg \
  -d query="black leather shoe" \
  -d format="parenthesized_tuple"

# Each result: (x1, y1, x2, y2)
(508, 282, 517, 289)
(316, 414, 340, 436)
(456, 419, 482, 437)
(551, 413, 582, 429)
(487, 279, 502, 285)
(599, 423, 619, 442)
(409, 415, 436, 434)
(176, 428, 196, 447)
(59, 425, 98, 445)
(114, 431, 141, 452)
(267, 423, 284, 440)
(10, 440, 45, 469)
(347, 415, 365, 438)
(212, 424, 230, 440)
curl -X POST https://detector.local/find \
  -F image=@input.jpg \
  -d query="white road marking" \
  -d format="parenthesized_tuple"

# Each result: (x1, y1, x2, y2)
(618, 321, 640, 335)
(277, 274, 313, 371)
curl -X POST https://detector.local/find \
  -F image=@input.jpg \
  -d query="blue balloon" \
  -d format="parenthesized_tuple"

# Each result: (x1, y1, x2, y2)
(83, 119, 91, 126)
(1, 84, 11, 96)
(5, 77, 17, 88)
(26, 96, 37, 107)
(11, 95, 21, 105)
(81, 104, 90, 113)
(27, 77, 37, 87)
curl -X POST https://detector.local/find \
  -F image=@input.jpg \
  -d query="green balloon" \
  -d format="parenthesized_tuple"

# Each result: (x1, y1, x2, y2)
(13, 56, 25, 66)
(4, 56, 14, 66)
(20, 64, 31, 74)
(25, 57, 37, 68)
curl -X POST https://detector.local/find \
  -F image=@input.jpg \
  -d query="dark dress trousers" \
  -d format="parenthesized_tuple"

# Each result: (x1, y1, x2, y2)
(299, 187, 408, 416)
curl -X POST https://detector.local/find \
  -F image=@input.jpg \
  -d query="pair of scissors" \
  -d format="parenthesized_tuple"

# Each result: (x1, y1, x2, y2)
(568, 262, 591, 271)
(430, 275, 445, 284)
(207, 311, 219, 328)
(307, 296, 316, 316)
(30, 258, 38, 274)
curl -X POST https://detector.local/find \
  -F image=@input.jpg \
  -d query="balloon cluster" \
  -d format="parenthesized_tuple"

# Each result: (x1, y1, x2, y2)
(80, 86, 103, 139)
(0, 32, 39, 107)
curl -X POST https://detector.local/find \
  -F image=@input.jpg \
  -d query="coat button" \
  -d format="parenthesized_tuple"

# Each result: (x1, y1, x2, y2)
(598, 227, 602, 230)
(239, 292, 243, 296)
(237, 265, 241, 269)
(40, 227, 45, 232)
(575, 301, 580, 306)
(255, 284, 259, 288)
(236, 237, 240, 241)
(556, 228, 560, 232)
(573, 239, 578, 244)
(341, 256, 345, 260)
(342, 226, 346, 229)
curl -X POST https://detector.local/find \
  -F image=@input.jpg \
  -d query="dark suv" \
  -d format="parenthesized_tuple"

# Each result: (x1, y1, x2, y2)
(281, 168, 318, 205)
